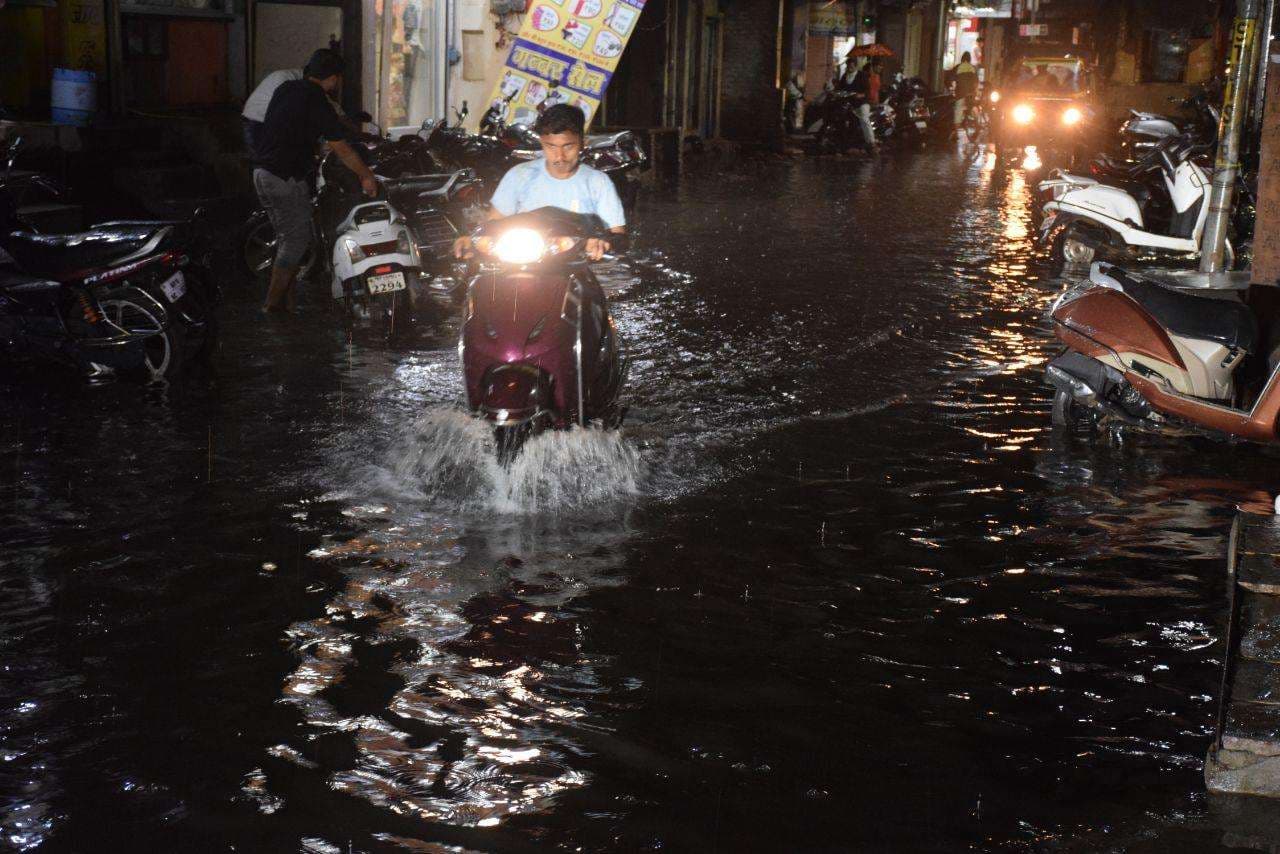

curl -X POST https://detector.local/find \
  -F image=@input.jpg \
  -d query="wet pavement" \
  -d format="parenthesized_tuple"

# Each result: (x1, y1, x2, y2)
(4, 147, 1280, 852)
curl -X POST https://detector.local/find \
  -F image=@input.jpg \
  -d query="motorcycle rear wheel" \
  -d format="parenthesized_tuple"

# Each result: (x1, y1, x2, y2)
(97, 286, 182, 381)
(1053, 223, 1098, 271)
(240, 213, 317, 282)
(1050, 388, 1095, 433)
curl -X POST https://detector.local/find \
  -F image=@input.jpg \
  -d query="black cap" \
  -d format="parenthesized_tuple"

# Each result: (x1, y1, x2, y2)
(304, 49, 345, 80)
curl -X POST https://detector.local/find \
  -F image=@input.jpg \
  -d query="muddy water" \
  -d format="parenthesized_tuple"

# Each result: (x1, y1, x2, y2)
(3, 150, 1279, 852)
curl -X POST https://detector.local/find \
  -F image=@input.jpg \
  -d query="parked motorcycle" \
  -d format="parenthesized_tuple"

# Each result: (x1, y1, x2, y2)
(0, 188, 219, 381)
(1039, 134, 1231, 269)
(812, 91, 895, 151)
(459, 207, 626, 458)
(883, 75, 935, 143)
(330, 169, 484, 325)
(1117, 88, 1220, 160)
(1044, 261, 1280, 444)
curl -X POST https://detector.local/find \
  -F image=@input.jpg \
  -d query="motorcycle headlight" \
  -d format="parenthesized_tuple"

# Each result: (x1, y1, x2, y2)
(493, 228, 546, 264)
(1012, 104, 1035, 125)
(343, 238, 364, 263)
(989, 90, 1001, 104)
(1062, 107, 1083, 126)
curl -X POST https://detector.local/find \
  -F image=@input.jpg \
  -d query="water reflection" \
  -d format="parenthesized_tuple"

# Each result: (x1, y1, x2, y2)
(4, 150, 1280, 851)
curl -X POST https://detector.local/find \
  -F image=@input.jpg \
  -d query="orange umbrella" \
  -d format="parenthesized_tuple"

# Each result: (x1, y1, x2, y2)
(847, 43, 895, 58)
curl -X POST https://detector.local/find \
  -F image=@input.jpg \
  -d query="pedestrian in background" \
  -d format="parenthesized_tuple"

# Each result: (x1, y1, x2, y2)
(950, 51, 979, 132)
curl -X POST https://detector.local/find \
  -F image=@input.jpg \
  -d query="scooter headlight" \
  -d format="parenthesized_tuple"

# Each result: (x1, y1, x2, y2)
(493, 228, 546, 264)
(989, 90, 1001, 104)
(1062, 107, 1083, 126)
(1012, 104, 1035, 125)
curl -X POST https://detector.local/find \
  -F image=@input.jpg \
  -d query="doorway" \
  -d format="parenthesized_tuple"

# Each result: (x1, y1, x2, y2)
(373, 0, 446, 134)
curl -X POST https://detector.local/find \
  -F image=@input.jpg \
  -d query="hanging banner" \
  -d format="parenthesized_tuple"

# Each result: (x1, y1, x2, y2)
(484, 0, 646, 127)
(808, 2, 855, 37)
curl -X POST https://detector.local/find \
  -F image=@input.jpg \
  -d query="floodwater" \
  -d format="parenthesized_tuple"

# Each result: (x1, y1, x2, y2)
(3, 148, 1279, 852)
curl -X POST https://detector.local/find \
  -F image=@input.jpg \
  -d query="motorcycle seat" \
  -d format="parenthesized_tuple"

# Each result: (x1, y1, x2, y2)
(1105, 265, 1257, 353)
(2, 224, 169, 279)
(585, 131, 631, 149)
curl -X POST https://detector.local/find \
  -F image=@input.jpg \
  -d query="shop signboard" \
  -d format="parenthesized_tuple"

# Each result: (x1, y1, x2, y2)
(484, 0, 646, 127)
(807, 1, 856, 37)
(954, 1, 1012, 17)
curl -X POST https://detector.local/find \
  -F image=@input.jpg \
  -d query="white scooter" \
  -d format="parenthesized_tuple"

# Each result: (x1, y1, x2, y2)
(329, 171, 481, 322)
(1039, 135, 1227, 268)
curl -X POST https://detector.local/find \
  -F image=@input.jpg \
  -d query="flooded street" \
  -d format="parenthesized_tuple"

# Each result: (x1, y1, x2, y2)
(4, 148, 1279, 851)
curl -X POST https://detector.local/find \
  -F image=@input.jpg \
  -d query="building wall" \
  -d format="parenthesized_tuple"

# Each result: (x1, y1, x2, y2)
(719, 0, 782, 141)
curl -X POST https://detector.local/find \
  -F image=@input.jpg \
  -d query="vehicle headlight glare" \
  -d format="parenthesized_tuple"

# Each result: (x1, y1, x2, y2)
(493, 228, 546, 264)
(989, 90, 1001, 103)
(1012, 104, 1035, 125)
(1062, 107, 1083, 126)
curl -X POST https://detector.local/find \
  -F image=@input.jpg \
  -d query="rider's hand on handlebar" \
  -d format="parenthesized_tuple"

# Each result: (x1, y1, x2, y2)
(585, 237, 610, 261)
(453, 235, 474, 259)
(360, 173, 378, 197)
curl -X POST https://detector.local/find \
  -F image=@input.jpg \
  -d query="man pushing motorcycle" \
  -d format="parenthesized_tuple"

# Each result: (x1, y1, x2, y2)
(255, 49, 377, 314)
(453, 104, 629, 261)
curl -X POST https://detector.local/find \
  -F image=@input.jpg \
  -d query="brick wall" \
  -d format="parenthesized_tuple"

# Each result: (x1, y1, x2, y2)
(719, 0, 784, 143)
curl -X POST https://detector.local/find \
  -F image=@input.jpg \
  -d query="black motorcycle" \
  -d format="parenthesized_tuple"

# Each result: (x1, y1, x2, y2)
(813, 91, 895, 151)
(0, 148, 219, 382)
(883, 75, 935, 142)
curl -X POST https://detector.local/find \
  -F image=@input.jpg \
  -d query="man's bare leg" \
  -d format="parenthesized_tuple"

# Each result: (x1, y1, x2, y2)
(264, 264, 297, 313)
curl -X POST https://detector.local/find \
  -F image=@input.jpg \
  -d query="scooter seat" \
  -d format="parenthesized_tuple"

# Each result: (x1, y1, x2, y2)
(2, 223, 168, 280)
(1104, 265, 1257, 353)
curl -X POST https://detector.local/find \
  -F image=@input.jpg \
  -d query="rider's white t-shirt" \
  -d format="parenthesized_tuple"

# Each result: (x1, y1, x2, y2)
(490, 158, 626, 229)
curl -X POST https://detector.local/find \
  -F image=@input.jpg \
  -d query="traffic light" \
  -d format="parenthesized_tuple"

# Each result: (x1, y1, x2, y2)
(861, 14, 876, 29)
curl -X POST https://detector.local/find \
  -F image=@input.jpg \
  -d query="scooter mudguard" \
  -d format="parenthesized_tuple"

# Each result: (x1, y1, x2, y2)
(477, 363, 554, 422)
(464, 270, 577, 419)
(1052, 287, 1186, 374)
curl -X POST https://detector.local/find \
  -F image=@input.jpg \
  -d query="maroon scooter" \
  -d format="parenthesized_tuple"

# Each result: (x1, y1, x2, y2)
(460, 208, 626, 457)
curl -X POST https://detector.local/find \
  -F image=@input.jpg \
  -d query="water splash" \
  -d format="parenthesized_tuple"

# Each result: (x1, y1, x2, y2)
(368, 408, 646, 514)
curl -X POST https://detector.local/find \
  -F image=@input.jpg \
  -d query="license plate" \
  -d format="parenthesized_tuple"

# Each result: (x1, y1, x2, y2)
(1041, 214, 1057, 235)
(915, 120, 927, 129)
(366, 271, 406, 295)
(160, 271, 186, 303)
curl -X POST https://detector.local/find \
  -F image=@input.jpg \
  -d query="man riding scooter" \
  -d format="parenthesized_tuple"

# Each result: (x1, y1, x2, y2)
(453, 104, 628, 260)
(452, 104, 631, 442)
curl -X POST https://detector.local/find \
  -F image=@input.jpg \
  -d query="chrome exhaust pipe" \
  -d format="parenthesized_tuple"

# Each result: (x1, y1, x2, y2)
(1045, 364, 1098, 407)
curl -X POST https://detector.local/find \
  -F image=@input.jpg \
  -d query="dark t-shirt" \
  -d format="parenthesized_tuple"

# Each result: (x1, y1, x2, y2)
(255, 79, 347, 181)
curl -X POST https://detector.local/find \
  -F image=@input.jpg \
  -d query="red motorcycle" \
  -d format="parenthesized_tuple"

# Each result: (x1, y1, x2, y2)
(460, 208, 626, 457)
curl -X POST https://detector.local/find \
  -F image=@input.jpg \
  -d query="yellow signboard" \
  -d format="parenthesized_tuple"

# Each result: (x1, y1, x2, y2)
(484, 0, 646, 127)
(63, 0, 107, 75)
